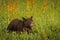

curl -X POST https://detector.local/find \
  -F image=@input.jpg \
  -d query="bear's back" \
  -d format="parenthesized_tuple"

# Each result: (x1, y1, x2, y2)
(7, 19, 23, 31)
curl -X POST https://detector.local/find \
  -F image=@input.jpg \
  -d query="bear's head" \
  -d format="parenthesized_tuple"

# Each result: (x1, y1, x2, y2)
(23, 16, 34, 29)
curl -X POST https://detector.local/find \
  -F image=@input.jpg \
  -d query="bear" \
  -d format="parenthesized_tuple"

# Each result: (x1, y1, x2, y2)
(7, 16, 34, 34)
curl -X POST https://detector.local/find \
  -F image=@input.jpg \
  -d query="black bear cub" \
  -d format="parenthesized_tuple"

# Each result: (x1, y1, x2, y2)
(7, 16, 34, 34)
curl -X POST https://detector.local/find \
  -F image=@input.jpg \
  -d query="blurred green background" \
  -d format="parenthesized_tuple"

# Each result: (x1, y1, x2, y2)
(0, 0, 60, 40)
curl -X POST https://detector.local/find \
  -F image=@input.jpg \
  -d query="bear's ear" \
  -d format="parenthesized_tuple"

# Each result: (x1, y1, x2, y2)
(31, 16, 33, 19)
(23, 17, 26, 20)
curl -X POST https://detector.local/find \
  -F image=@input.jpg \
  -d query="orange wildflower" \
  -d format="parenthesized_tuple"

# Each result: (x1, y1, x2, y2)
(15, 2, 19, 6)
(43, 3, 47, 9)
(32, 0, 36, 8)
(11, 2, 15, 8)
(7, 2, 11, 8)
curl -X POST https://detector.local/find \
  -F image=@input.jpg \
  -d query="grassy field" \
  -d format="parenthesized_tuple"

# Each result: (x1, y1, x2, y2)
(0, 0, 60, 40)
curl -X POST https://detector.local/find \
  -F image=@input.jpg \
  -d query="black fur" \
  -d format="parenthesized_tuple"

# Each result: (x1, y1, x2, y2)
(7, 16, 34, 33)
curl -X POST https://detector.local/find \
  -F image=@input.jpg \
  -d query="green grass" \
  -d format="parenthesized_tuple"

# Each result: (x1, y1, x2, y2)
(0, 0, 60, 40)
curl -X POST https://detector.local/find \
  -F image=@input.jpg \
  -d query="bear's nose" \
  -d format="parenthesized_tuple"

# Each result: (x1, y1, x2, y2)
(30, 22, 34, 26)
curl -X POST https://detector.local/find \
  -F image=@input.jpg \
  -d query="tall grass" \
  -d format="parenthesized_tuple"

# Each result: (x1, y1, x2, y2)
(0, 0, 60, 40)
